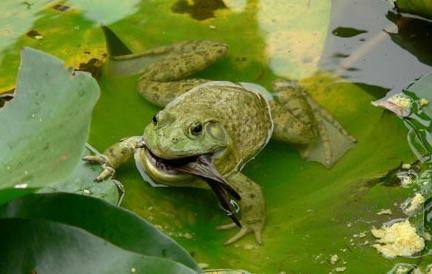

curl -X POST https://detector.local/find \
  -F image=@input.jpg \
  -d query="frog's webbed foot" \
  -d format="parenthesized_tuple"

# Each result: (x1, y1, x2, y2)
(217, 220, 264, 245)
(300, 90, 356, 167)
(83, 136, 141, 181)
(271, 79, 356, 168)
(83, 155, 115, 181)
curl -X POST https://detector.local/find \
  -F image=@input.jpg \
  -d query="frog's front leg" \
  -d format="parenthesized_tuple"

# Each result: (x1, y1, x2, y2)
(84, 136, 143, 181)
(217, 172, 265, 245)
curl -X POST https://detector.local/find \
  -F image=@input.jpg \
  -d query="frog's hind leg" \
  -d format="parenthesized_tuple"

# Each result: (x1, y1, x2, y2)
(138, 79, 209, 107)
(271, 80, 356, 167)
(136, 40, 228, 107)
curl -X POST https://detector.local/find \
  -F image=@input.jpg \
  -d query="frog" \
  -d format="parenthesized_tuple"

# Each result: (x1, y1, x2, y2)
(84, 40, 356, 245)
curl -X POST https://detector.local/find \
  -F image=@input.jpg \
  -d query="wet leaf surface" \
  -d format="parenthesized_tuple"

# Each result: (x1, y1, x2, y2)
(0, 192, 201, 272)
(0, 218, 197, 274)
(396, 0, 432, 19)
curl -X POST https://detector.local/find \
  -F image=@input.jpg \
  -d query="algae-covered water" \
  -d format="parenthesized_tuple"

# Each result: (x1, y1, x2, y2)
(1, 0, 431, 273)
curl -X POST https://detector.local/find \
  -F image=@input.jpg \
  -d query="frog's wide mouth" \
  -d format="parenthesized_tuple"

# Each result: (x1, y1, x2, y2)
(140, 145, 242, 226)
(142, 146, 202, 178)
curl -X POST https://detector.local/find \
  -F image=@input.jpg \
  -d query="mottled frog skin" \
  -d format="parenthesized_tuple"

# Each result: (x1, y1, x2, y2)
(85, 41, 356, 245)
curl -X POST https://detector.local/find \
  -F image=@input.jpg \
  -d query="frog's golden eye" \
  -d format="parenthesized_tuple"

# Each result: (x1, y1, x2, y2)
(190, 122, 203, 136)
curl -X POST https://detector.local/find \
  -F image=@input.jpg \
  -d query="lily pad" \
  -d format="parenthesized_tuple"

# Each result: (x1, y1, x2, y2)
(38, 145, 123, 205)
(0, 48, 119, 204)
(0, 192, 201, 272)
(396, 0, 432, 19)
(0, 218, 197, 274)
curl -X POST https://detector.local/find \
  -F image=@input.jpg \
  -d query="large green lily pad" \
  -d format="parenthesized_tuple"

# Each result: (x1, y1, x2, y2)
(0, 48, 120, 204)
(91, 70, 417, 273)
(0, 48, 96, 194)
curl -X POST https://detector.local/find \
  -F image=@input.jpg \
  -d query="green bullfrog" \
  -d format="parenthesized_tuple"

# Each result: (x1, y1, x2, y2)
(85, 40, 356, 245)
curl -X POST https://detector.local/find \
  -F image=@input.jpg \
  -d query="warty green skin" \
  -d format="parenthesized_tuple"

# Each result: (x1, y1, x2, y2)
(85, 40, 356, 245)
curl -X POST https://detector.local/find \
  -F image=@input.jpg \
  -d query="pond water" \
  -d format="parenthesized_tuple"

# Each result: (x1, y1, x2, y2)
(1, 0, 431, 273)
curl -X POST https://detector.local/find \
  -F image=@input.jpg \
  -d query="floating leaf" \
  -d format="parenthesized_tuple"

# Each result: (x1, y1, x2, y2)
(396, 0, 432, 19)
(0, 48, 120, 204)
(38, 146, 123, 205)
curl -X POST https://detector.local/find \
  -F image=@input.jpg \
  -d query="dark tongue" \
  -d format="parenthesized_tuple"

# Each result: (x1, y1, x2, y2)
(174, 155, 242, 227)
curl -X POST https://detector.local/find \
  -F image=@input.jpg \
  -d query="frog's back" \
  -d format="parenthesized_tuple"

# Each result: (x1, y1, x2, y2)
(166, 81, 273, 168)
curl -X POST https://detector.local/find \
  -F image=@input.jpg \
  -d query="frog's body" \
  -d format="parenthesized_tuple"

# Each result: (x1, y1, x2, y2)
(85, 41, 355, 245)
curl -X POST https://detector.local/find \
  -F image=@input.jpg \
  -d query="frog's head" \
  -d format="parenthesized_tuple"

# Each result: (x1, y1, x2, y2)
(141, 109, 233, 184)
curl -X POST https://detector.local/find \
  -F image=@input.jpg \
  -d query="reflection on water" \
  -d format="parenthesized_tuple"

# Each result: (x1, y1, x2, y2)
(68, 0, 141, 24)
(257, 0, 331, 80)
(387, 12, 432, 67)
(320, 0, 432, 91)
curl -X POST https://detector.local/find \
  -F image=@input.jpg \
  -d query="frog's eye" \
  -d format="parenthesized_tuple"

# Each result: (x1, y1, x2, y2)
(152, 113, 158, 126)
(189, 122, 203, 136)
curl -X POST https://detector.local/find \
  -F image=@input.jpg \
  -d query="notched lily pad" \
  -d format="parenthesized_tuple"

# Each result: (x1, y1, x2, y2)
(0, 48, 119, 204)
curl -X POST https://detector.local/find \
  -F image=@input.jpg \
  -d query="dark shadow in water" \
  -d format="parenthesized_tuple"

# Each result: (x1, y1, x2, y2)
(102, 26, 132, 57)
(366, 160, 420, 188)
(320, 0, 432, 92)
(78, 58, 105, 80)
(171, 0, 227, 21)
(53, 4, 70, 12)
(26, 30, 43, 40)
(0, 91, 14, 108)
(386, 12, 432, 67)
(354, 82, 389, 99)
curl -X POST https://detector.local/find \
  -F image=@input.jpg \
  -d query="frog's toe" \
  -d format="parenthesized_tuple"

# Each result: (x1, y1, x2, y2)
(95, 165, 115, 182)
(223, 222, 263, 245)
(216, 222, 237, 230)
(224, 226, 249, 245)
(83, 155, 108, 164)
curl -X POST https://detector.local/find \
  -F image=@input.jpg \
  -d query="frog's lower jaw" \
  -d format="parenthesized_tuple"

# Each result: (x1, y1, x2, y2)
(136, 147, 208, 188)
